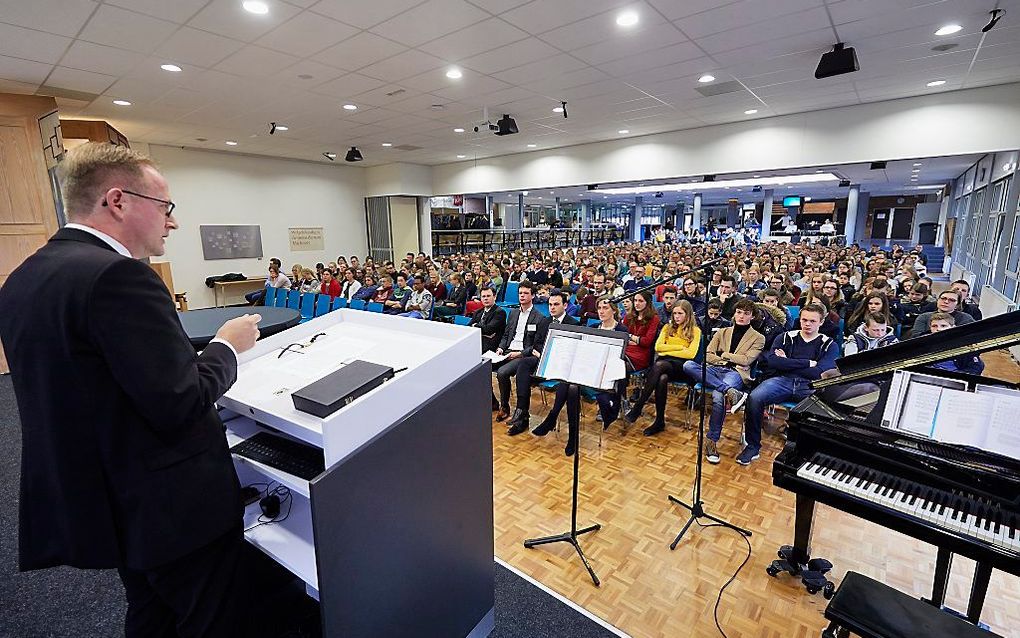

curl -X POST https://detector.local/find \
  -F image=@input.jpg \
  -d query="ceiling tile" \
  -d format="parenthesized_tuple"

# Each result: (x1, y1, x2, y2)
(597, 40, 702, 77)
(274, 59, 345, 87)
(571, 23, 686, 65)
(431, 73, 511, 101)
(359, 49, 445, 82)
(540, 1, 668, 51)
(256, 12, 360, 58)
(458, 37, 561, 74)
(59, 40, 143, 76)
(103, 77, 172, 102)
(45, 65, 118, 94)
(78, 4, 178, 54)
(493, 53, 587, 86)
(187, 0, 301, 42)
(313, 32, 408, 71)
(309, 0, 426, 30)
(214, 45, 300, 77)
(647, 0, 738, 21)
(105, 0, 209, 23)
(500, 0, 633, 35)
(369, 0, 490, 48)
(0, 0, 98, 37)
(346, 84, 421, 107)
(310, 72, 386, 99)
(0, 56, 53, 86)
(694, 7, 831, 55)
(463, 0, 530, 12)
(673, 0, 823, 40)
(153, 26, 246, 68)
(418, 17, 529, 61)
(0, 23, 73, 64)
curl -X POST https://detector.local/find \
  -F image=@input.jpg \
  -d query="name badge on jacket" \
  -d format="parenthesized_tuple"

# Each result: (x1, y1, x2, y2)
(526, 325, 536, 332)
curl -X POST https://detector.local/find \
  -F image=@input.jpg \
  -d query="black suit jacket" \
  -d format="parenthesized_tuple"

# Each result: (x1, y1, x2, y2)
(536, 314, 579, 353)
(498, 306, 551, 354)
(0, 228, 242, 572)
(470, 305, 506, 353)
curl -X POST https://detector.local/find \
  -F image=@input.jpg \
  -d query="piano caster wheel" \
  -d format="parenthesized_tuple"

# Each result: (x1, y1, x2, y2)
(807, 558, 832, 574)
(767, 559, 800, 578)
(822, 582, 836, 600)
(802, 570, 832, 595)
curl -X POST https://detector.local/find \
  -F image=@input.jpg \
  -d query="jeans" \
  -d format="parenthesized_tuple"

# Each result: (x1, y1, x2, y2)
(398, 310, 426, 319)
(683, 361, 743, 441)
(245, 289, 266, 305)
(494, 355, 539, 413)
(744, 375, 814, 451)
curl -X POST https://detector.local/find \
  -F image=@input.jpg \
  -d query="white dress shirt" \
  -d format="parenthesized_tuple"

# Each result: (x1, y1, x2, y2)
(508, 306, 533, 351)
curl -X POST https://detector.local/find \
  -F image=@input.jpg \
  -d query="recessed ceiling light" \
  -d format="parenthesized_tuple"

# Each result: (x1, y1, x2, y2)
(912, 168, 920, 172)
(381, 142, 392, 147)
(454, 127, 465, 133)
(225, 140, 238, 146)
(927, 80, 946, 87)
(618, 129, 629, 134)
(753, 174, 760, 178)
(445, 68, 462, 79)
(616, 11, 639, 27)
(242, 0, 269, 15)
(552, 106, 564, 113)
(526, 144, 537, 148)
(815, 169, 823, 173)
(744, 109, 758, 114)
(160, 63, 182, 73)
(342, 103, 358, 110)
(112, 99, 131, 106)
(913, 162, 923, 166)
(935, 24, 962, 36)
(274, 125, 288, 131)
(457, 154, 466, 159)
(698, 74, 715, 83)
(522, 191, 529, 196)
(537, 196, 543, 199)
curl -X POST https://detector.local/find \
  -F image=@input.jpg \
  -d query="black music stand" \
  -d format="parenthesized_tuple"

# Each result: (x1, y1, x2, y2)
(523, 324, 627, 586)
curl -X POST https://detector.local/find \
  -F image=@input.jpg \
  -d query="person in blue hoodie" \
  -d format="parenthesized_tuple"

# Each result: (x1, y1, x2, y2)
(843, 312, 899, 356)
(926, 312, 985, 375)
(739, 303, 838, 466)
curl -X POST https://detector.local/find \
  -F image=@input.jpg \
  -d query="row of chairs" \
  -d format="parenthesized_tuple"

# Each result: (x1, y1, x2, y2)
(262, 286, 385, 322)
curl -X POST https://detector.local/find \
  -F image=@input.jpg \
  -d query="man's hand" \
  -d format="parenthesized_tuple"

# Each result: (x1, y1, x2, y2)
(506, 351, 522, 360)
(215, 314, 261, 354)
(820, 369, 841, 379)
(496, 348, 504, 356)
(773, 349, 786, 358)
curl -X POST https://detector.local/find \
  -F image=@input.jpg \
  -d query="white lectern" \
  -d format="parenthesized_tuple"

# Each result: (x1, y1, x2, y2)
(216, 309, 493, 637)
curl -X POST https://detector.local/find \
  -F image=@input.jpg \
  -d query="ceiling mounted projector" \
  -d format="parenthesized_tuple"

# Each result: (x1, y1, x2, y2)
(815, 43, 859, 79)
(345, 147, 363, 162)
(494, 114, 519, 136)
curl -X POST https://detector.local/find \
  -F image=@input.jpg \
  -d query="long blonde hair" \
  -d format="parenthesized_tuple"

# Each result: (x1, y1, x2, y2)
(665, 299, 696, 343)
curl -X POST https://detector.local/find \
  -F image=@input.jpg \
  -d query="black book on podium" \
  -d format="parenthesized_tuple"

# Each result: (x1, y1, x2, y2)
(292, 360, 394, 418)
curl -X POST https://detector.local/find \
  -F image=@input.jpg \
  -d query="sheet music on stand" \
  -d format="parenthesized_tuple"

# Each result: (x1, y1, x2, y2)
(536, 324, 627, 390)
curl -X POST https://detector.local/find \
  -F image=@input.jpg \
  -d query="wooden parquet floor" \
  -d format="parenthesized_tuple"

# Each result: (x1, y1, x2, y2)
(492, 351, 1020, 638)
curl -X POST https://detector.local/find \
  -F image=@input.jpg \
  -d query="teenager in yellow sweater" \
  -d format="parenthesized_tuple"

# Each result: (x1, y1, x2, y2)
(626, 300, 701, 435)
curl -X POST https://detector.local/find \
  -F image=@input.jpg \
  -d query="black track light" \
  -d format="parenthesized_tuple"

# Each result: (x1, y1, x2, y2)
(345, 147, 363, 162)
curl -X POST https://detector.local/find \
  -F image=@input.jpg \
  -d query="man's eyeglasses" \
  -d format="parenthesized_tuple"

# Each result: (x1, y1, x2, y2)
(113, 189, 176, 217)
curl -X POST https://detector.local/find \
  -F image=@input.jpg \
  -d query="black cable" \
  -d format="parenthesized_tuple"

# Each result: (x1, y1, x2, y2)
(694, 517, 753, 638)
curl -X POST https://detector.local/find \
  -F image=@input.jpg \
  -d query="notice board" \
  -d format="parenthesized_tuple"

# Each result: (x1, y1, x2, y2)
(200, 225, 263, 260)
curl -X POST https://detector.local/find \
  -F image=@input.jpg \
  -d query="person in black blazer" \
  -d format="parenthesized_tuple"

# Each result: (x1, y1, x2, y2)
(0, 143, 264, 638)
(470, 287, 507, 354)
(434, 272, 468, 319)
(530, 291, 580, 449)
(494, 281, 551, 434)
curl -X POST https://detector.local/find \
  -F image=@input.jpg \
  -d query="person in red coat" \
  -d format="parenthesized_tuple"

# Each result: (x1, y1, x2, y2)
(623, 290, 660, 372)
(320, 269, 341, 299)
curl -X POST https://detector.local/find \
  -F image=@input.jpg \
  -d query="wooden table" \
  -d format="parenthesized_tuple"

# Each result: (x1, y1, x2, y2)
(212, 277, 266, 307)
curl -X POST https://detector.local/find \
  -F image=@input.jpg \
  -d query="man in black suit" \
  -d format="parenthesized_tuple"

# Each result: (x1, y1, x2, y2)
(471, 287, 508, 411)
(0, 143, 264, 637)
(493, 280, 550, 434)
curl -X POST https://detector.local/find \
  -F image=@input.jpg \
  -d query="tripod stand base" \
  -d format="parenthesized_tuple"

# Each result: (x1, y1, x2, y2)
(524, 524, 602, 586)
(667, 495, 751, 550)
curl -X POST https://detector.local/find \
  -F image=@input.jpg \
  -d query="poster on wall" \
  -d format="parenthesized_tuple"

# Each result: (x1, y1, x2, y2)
(289, 227, 325, 251)
(200, 225, 263, 260)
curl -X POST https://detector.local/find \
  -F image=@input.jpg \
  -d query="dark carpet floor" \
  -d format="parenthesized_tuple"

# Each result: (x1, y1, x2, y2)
(0, 374, 620, 638)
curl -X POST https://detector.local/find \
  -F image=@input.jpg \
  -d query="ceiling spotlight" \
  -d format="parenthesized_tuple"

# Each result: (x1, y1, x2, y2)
(493, 114, 519, 136)
(457, 154, 466, 159)
(815, 42, 859, 79)
(927, 80, 946, 87)
(225, 140, 238, 146)
(553, 106, 563, 113)
(522, 191, 529, 196)
(527, 144, 537, 148)
(342, 103, 358, 110)
(913, 162, 923, 166)
(446, 68, 463, 79)
(983, 9, 1005, 33)
(160, 63, 182, 72)
(345, 146, 363, 162)
(381, 142, 392, 147)
(744, 109, 758, 114)
(112, 99, 132, 106)
(618, 129, 629, 134)
(274, 125, 288, 131)
(323, 152, 337, 161)
(454, 127, 465, 133)
(616, 11, 639, 27)
(698, 74, 715, 83)
(935, 24, 962, 36)
(242, 0, 269, 15)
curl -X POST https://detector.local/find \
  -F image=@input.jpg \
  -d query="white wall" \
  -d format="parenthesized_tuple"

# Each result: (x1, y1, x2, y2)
(433, 83, 1020, 195)
(365, 162, 433, 196)
(149, 145, 366, 309)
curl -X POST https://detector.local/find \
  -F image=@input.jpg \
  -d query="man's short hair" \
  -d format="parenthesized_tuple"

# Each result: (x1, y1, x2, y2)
(911, 283, 930, 295)
(269, 258, 282, 268)
(518, 280, 535, 293)
(707, 299, 722, 310)
(720, 274, 736, 286)
(58, 142, 156, 217)
(479, 287, 495, 296)
(762, 288, 780, 299)
(801, 303, 826, 319)
(662, 285, 677, 296)
(865, 312, 887, 326)
(951, 279, 970, 291)
(734, 298, 756, 314)
(548, 289, 568, 305)
(930, 311, 955, 326)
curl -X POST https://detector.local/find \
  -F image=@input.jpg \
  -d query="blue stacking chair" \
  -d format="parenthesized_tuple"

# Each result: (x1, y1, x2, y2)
(366, 302, 384, 313)
(652, 301, 664, 310)
(349, 299, 366, 311)
(586, 318, 600, 327)
(298, 293, 316, 322)
(331, 297, 347, 311)
(498, 281, 519, 307)
(501, 307, 511, 321)
(286, 290, 301, 311)
(452, 315, 471, 326)
(533, 302, 549, 317)
(273, 288, 289, 308)
(261, 285, 275, 307)
(315, 294, 331, 317)
(787, 305, 800, 322)
(445, 282, 453, 296)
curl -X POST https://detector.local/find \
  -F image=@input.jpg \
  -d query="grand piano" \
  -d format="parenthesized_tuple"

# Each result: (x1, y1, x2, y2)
(770, 309, 1020, 625)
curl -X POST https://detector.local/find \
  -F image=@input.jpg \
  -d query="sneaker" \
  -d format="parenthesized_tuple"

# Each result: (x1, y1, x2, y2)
(727, 389, 748, 414)
(705, 439, 720, 464)
(735, 446, 760, 466)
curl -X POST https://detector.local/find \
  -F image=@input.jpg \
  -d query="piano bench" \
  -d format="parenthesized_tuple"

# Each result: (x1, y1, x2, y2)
(822, 571, 1001, 638)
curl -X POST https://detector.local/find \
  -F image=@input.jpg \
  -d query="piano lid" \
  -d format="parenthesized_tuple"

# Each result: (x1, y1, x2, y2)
(813, 309, 1020, 389)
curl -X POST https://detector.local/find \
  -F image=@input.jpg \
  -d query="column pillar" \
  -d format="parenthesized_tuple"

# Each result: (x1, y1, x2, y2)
(692, 193, 702, 232)
(761, 189, 774, 240)
(629, 196, 643, 242)
(506, 193, 524, 230)
(581, 199, 591, 230)
(845, 184, 860, 246)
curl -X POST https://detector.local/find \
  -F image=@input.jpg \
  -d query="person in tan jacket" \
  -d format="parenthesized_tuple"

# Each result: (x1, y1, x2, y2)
(682, 298, 764, 464)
